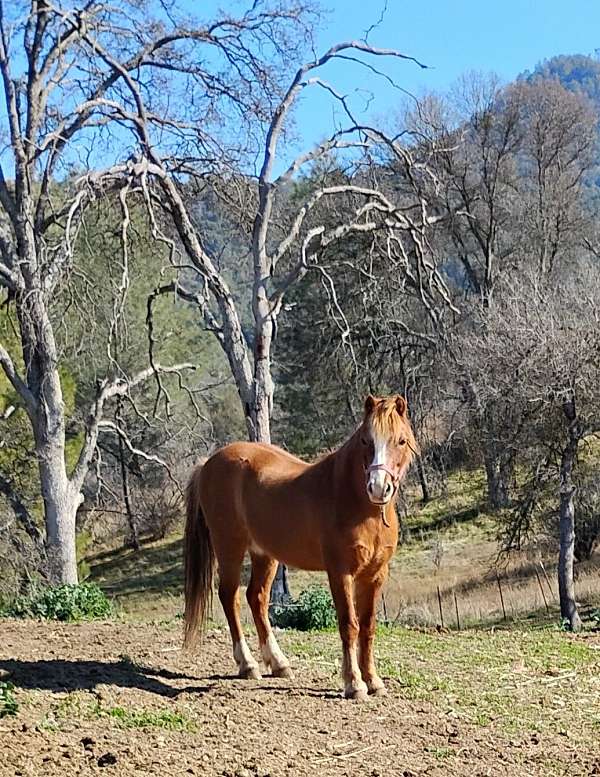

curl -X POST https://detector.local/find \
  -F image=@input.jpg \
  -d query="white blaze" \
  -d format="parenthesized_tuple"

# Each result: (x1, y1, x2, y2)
(367, 433, 390, 502)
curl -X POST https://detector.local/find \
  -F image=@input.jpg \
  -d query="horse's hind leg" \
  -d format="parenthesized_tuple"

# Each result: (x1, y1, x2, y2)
(246, 553, 293, 679)
(217, 553, 261, 680)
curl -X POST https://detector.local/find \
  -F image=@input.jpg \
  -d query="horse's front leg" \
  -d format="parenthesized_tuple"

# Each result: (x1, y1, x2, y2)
(355, 568, 388, 696)
(327, 571, 368, 700)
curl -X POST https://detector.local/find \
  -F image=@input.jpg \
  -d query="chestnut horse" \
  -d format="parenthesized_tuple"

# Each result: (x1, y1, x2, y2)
(183, 394, 417, 699)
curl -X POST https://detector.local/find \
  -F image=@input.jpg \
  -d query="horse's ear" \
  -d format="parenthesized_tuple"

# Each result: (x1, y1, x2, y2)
(364, 395, 377, 417)
(395, 395, 407, 417)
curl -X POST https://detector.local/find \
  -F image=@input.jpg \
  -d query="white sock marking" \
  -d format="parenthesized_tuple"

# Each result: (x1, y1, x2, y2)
(261, 632, 289, 669)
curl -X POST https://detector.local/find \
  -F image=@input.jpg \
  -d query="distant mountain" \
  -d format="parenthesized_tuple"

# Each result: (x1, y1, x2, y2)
(521, 53, 600, 111)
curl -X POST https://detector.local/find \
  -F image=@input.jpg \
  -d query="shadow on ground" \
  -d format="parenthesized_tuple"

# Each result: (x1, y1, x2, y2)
(0, 658, 209, 698)
(88, 537, 184, 599)
(0, 658, 344, 702)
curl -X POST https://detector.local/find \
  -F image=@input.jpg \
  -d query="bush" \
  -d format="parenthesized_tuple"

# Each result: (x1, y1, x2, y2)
(0, 681, 18, 718)
(270, 584, 337, 631)
(0, 582, 112, 621)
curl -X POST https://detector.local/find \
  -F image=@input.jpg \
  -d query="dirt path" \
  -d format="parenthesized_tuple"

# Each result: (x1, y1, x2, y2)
(0, 620, 598, 776)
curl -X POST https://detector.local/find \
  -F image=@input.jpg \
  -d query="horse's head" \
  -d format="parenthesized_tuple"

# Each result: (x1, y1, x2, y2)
(360, 394, 418, 505)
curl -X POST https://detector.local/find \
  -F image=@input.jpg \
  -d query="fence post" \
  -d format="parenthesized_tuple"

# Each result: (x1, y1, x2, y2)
(534, 565, 550, 613)
(437, 585, 445, 629)
(454, 591, 461, 631)
(496, 572, 507, 621)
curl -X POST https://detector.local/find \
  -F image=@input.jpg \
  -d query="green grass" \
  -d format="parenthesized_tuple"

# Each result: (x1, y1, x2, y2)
(404, 468, 490, 536)
(96, 705, 193, 731)
(278, 624, 600, 745)
(425, 746, 454, 760)
(38, 690, 194, 732)
(0, 681, 18, 718)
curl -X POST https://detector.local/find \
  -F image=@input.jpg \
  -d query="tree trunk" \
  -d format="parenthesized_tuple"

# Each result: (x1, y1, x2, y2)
(271, 561, 291, 604)
(39, 453, 79, 584)
(558, 399, 582, 632)
(117, 400, 140, 551)
(19, 289, 81, 585)
(484, 447, 510, 510)
(248, 376, 290, 605)
(416, 457, 431, 503)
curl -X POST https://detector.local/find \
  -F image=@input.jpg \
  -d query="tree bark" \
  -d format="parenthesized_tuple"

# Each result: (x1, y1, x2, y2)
(558, 399, 582, 632)
(39, 451, 79, 584)
(484, 447, 510, 510)
(18, 283, 82, 584)
(416, 457, 431, 503)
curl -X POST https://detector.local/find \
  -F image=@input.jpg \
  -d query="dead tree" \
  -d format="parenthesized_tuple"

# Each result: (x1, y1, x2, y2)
(464, 270, 600, 631)
(118, 44, 451, 600)
(0, 1, 208, 583)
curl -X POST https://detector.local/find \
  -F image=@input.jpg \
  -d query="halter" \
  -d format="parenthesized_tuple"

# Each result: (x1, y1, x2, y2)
(365, 463, 400, 527)
(365, 463, 400, 487)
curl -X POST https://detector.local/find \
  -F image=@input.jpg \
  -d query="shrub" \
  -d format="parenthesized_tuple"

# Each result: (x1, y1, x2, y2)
(270, 584, 337, 631)
(0, 681, 18, 718)
(1, 582, 112, 621)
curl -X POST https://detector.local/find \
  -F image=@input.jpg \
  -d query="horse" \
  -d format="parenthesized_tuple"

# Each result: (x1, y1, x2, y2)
(183, 394, 417, 700)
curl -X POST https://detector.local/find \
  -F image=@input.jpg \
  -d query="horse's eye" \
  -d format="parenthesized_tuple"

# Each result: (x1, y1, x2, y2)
(361, 437, 368, 446)
(398, 439, 406, 446)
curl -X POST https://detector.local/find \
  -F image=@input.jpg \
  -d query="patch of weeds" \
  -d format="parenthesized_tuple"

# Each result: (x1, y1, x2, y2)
(39, 691, 94, 730)
(271, 585, 336, 631)
(118, 654, 144, 672)
(0, 681, 18, 718)
(393, 667, 448, 701)
(286, 639, 323, 660)
(1, 583, 112, 621)
(474, 712, 492, 726)
(94, 704, 194, 731)
(425, 745, 454, 760)
(55, 692, 88, 718)
(38, 714, 60, 732)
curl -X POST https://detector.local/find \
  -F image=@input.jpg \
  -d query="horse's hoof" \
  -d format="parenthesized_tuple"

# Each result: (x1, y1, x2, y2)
(272, 665, 294, 679)
(344, 687, 369, 701)
(369, 685, 387, 697)
(239, 666, 261, 680)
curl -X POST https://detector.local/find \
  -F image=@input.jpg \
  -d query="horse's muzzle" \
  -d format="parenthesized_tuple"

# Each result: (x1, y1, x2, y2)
(366, 469, 395, 504)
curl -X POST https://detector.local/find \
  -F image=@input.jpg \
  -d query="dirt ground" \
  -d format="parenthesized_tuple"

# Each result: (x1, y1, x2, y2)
(1, 619, 599, 777)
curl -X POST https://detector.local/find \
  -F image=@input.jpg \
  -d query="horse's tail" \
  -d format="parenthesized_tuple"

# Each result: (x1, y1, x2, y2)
(183, 462, 214, 650)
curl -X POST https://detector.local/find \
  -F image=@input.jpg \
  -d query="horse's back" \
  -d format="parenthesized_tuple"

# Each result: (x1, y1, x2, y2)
(204, 441, 306, 479)
(199, 441, 306, 514)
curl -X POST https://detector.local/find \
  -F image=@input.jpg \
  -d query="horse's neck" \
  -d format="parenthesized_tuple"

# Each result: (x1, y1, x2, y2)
(332, 434, 374, 512)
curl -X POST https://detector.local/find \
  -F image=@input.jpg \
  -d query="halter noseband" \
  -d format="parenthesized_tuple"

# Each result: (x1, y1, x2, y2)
(366, 463, 400, 488)
(365, 463, 400, 526)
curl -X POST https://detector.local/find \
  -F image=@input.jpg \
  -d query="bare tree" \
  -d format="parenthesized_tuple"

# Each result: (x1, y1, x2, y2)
(402, 74, 597, 509)
(0, 1, 443, 590)
(465, 269, 600, 630)
(0, 0, 231, 583)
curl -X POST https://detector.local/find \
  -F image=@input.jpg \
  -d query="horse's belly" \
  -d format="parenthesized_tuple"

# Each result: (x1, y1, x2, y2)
(242, 478, 326, 570)
(248, 516, 326, 571)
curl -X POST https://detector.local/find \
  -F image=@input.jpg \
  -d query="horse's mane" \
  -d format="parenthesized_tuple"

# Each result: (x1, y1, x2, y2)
(369, 397, 419, 456)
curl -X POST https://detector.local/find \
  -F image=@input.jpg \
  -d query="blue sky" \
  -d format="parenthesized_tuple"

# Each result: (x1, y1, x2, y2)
(3, 1, 598, 174)
(200, 0, 600, 155)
